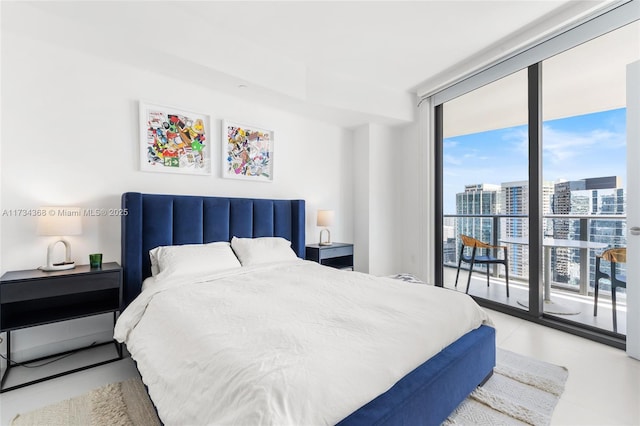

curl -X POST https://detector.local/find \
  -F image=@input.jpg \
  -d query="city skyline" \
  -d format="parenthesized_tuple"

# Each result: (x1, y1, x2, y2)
(443, 108, 627, 213)
(449, 176, 626, 286)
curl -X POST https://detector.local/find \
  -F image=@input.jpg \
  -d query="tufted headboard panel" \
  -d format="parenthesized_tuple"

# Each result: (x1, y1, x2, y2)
(121, 192, 305, 308)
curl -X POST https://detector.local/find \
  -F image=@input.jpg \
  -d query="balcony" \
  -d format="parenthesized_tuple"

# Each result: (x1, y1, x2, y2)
(443, 214, 627, 335)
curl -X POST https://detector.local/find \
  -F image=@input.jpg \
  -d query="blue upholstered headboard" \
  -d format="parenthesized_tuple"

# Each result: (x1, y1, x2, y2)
(121, 192, 305, 308)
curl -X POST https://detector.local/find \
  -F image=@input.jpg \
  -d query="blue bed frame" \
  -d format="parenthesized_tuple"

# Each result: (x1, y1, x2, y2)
(121, 192, 495, 426)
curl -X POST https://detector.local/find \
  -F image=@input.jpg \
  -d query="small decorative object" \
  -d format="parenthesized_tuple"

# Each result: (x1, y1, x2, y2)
(222, 120, 274, 182)
(317, 210, 334, 246)
(139, 101, 211, 175)
(37, 207, 82, 271)
(89, 253, 103, 269)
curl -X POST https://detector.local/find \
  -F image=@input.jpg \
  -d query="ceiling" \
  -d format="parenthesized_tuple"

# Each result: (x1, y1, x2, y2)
(2, 1, 617, 127)
(444, 19, 640, 138)
(180, 1, 568, 93)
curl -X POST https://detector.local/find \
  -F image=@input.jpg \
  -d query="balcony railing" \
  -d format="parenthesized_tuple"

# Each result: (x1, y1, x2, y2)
(443, 213, 627, 298)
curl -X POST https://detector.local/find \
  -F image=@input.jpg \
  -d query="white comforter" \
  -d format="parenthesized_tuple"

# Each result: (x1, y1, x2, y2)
(114, 260, 492, 425)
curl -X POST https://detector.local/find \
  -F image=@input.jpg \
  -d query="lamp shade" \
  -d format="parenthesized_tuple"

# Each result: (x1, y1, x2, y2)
(37, 207, 82, 236)
(316, 210, 334, 227)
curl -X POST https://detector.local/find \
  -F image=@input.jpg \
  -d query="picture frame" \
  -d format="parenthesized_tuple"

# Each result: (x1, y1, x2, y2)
(139, 101, 211, 175)
(222, 120, 274, 182)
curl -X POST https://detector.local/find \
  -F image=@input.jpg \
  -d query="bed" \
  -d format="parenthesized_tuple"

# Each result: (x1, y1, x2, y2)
(116, 192, 495, 425)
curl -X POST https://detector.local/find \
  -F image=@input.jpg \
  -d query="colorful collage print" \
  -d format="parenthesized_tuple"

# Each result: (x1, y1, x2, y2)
(224, 123, 272, 181)
(145, 108, 208, 173)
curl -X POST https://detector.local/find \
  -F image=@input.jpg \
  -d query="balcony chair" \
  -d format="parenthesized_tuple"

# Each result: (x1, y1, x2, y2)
(454, 235, 510, 297)
(593, 247, 626, 333)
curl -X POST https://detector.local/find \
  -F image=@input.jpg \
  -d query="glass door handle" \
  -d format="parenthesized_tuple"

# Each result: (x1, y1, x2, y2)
(631, 226, 640, 236)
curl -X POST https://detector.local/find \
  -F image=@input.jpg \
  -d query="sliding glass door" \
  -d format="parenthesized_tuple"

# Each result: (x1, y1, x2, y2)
(435, 5, 639, 348)
(441, 70, 529, 310)
(541, 21, 639, 336)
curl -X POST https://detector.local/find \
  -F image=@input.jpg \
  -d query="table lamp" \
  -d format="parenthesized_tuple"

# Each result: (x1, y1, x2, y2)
(317, 210, 334, 246)
(37, 207, 82, 271)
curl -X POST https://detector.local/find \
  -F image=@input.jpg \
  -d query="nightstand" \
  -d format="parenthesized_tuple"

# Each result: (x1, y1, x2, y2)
(306, 243, 354, 270)
(0, 262, 123, 392)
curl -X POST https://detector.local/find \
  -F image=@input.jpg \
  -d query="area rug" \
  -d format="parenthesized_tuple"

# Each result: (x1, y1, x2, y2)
(12, 349, 567, 426)
(11, 377, 161, 426)
(445, 349, 568, 425)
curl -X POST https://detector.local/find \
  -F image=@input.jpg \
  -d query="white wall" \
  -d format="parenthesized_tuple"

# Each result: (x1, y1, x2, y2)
(352, 123, 405, 276)
(398, 122, 424, 279)
(353, 125, 370, 272)
(0, 31, 354, 359)
(368, 124, 400, 276)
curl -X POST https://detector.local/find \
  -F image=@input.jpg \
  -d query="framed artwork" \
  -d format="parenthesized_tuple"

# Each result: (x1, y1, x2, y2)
(222, 120, 274, 182)
(139, 101, 211, 175)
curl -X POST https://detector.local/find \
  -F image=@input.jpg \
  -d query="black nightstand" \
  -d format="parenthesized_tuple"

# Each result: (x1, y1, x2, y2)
(306, 243, 354, 270)
(0, 262, 123, 392)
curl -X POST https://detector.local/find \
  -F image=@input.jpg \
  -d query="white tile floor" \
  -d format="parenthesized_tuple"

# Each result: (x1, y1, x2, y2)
(1, 309, 639, 425)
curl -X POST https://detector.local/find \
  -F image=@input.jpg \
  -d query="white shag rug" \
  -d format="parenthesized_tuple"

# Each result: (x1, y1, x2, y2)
(445, 348, 568, 425)
(11, 377, 161, 426)
(11, 348, 567, 426)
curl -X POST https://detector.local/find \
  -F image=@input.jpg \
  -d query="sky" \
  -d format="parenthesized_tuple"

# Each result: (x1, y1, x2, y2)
(443, 108, 627, 213)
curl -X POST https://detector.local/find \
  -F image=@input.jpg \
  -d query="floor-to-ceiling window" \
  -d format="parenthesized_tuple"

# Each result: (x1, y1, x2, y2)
(441, 70, 529, 309)
(434, 3, 639, 348)
(541, 21, 639, 336)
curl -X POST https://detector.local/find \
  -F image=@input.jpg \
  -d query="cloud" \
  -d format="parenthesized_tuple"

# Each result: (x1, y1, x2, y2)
(542, 125, 625, 164)
(498, 123, 625, 165)
(463, 153, 491, 161)
(444, 154, 463, 166)
(502, 128, 528, 155)
(443, 140, 459, 149)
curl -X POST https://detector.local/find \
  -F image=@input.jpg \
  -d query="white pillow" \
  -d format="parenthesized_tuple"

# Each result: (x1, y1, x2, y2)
(149, 241, 242, 279)
(231, 236, 298, 266)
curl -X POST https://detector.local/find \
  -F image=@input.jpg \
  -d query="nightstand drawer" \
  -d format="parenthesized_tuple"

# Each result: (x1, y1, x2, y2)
(1, 272, 120, 303)
(319, 245, 353, 260)
(306, 243, 354, 270)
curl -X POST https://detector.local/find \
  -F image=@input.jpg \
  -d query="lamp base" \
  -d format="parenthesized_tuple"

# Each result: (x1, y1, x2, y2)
(41, 239, 75, 272)
(39, 261, 76, 272)
(319, 228, 332, 246)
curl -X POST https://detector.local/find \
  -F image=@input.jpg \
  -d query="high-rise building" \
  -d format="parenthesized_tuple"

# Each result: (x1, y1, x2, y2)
(456, 183, 501, 244)
(587, 187, 626, 290)
(455, 184, 501, 273)
(551, 176, 625, 285)
(500, 181, 554, 279)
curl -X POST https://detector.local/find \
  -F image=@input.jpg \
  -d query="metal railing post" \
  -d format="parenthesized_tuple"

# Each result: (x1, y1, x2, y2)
(493, 216, 500, 277)
(579, 217, 589, 295)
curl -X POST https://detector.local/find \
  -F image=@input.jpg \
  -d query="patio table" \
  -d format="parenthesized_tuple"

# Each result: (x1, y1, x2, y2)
(501, 237, 608, 314)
